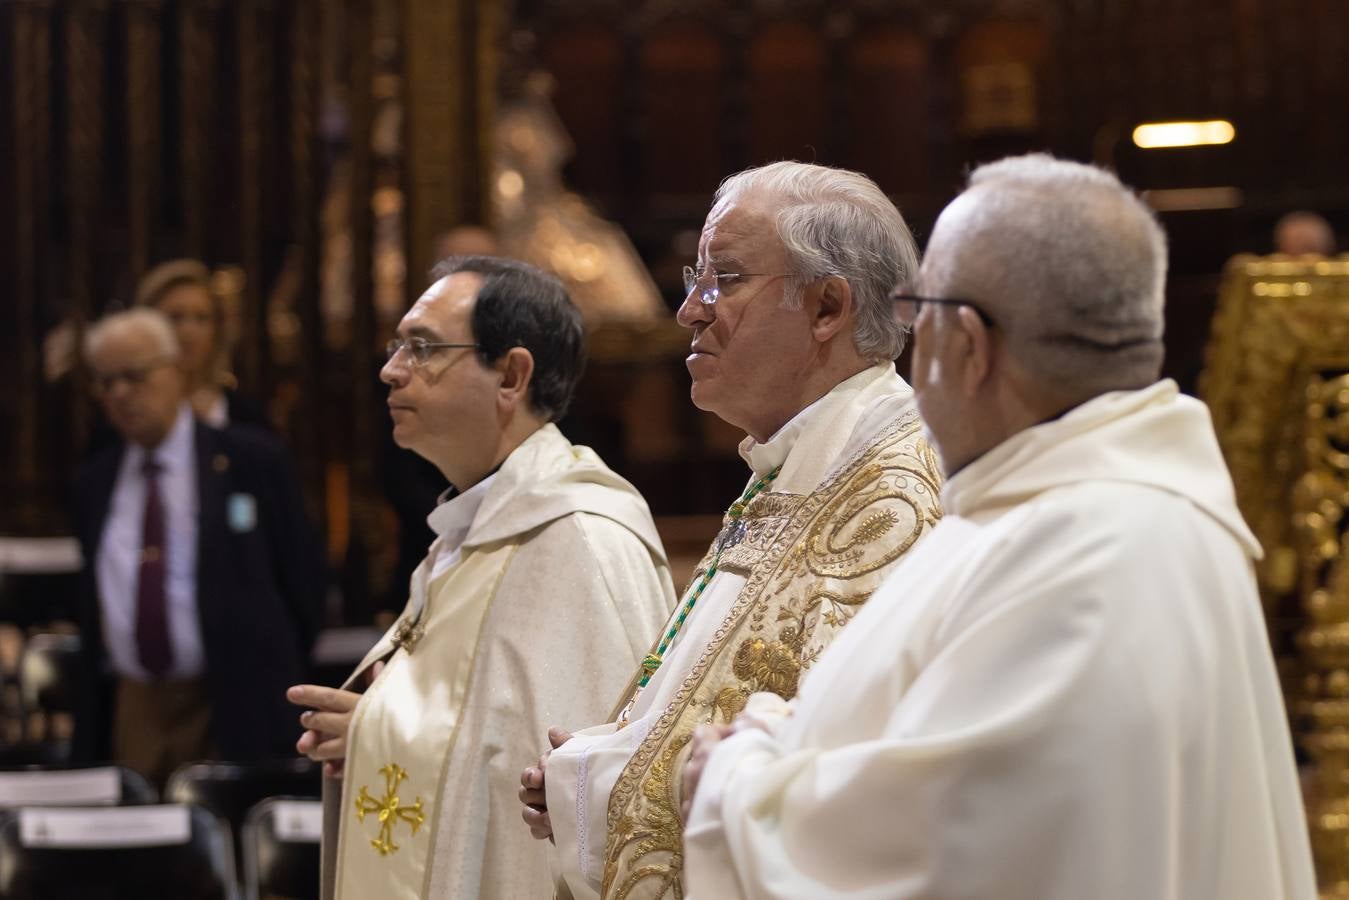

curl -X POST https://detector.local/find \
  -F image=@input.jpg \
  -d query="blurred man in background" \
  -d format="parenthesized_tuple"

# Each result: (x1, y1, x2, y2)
(73, 308, 322, 786)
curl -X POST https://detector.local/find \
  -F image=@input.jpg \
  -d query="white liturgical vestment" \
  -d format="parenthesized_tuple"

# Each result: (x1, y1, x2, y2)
(684, 380, 1317, 900)
(322, 424, 675, 900)
(548, 364, 944, 899)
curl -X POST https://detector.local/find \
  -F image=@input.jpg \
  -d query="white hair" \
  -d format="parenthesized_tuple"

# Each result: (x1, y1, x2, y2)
(84, 308, 181, 364)
(959, 153, 1168, 394)
(713, 161, 919, 362)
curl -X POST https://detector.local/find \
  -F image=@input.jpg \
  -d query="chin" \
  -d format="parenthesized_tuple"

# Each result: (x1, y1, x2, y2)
(687, 379, 721, 415)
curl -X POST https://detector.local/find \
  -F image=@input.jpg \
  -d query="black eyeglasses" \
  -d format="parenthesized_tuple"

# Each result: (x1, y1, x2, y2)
(889, 292, 995, 327)
(385, 337, 480, 368)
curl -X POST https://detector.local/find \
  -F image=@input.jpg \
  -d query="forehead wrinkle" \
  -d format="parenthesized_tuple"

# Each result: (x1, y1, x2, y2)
(701, 214, 776, 271)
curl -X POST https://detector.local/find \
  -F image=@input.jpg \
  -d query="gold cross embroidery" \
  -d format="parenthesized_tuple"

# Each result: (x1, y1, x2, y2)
(391, 617, 425, 653)
(354, 763, 426, 855)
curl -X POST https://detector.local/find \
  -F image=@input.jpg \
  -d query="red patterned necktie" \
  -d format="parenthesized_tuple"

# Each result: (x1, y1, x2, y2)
(135, 456, 173, 677)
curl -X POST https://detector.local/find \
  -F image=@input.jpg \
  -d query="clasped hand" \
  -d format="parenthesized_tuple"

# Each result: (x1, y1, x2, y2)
(519, 727, 572, 842)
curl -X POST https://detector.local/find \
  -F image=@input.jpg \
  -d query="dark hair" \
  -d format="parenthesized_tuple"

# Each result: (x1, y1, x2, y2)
(429, 255, 585, 422)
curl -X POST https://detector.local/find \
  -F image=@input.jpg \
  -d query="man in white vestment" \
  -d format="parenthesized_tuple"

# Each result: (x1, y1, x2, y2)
(287, 256, 675, 900)
(519, 162, 944, 900)
(680, 154, 1317, 899)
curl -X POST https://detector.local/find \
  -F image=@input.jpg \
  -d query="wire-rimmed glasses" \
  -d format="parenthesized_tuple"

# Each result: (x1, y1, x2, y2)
(385, 337, 480, 368)
(682, 266, 793, 306)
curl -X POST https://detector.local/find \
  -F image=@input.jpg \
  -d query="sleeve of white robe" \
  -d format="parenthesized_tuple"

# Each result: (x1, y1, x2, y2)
(547, 720, 636, 898)
(682, 570, 1108, 900)
(424, 512, 674, 899)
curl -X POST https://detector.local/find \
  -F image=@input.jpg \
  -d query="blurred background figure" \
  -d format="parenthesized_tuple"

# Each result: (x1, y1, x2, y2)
(72, 309, 323, 787)
(1274, 211, 1337, 256)
(135, 259, 270, 430)
(492, 70, 669, 328)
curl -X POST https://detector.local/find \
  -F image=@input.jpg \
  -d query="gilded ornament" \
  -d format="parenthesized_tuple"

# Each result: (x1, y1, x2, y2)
(1203, 258, 1349, 892)
(354, 763, 426, 856)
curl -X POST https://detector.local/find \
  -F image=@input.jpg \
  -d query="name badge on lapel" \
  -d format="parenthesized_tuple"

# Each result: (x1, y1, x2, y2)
(227, 493, 257, 533)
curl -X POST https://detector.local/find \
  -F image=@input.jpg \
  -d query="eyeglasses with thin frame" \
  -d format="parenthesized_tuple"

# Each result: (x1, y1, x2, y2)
(682, 265, 794, 306)
(889, 291, 995, 327)
(385, 337, 481, 368)
(91, 357, 176, 393)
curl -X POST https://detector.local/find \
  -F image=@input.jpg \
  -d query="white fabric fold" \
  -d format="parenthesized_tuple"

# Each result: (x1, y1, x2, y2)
(683, 380, 1315, 900)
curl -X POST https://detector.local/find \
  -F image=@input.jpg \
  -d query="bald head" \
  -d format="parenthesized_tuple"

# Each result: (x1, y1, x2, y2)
(1274, 212, 1335, 256)
(910, 155, 1169, 476)
(924, 154, 1167, 400)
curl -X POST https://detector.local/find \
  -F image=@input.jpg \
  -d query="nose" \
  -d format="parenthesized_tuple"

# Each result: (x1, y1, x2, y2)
(380, 353, 408, 387)
(675, 289, 713, 329)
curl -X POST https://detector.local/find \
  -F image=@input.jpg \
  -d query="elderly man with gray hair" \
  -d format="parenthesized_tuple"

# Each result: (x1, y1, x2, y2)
(519, 161, 945, 900)
(73, 308, 322, 786)
(680, 154, 1316, 899)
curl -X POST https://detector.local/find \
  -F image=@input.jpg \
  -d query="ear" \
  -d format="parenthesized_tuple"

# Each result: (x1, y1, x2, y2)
(807, 276, 852, 343)
(956, 305, 993, 396)
(495, 347, 535, 412)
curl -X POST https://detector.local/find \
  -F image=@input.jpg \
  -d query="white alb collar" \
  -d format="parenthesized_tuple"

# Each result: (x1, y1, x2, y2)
(426, 472, 498, 542)
(737, 393, 826, 479)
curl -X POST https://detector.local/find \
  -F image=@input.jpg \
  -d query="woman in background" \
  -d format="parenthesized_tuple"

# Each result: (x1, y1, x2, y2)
(134, 259, 268, 430)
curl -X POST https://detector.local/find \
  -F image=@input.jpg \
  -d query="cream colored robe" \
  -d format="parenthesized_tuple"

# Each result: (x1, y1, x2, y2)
(684, 380, 1317, 900)
(547, 365, 943, 899)
(322, 424, 675, 900)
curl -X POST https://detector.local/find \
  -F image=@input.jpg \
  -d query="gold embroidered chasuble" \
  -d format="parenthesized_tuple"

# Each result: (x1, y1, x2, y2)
(322, 424, 676, 900)
(596, 366, 943, 900)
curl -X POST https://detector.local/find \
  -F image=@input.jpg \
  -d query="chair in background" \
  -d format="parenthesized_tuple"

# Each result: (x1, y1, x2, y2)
(0, 803, 235, 899)
(0, 764, 156, 808)
(241, 796, 321, 900)
(166, 758, 321, 876)
(309, 626, 382, 688)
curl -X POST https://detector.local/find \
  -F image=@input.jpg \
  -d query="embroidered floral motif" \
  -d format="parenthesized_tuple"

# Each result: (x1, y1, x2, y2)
(606, 734, 691, 900)
(731, 632, 802, 698)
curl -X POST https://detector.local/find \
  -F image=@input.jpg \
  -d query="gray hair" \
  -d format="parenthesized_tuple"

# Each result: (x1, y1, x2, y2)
(84, 308, 181, 364)
(958, 154, 1167, 395)
(712, 161, 919, 362)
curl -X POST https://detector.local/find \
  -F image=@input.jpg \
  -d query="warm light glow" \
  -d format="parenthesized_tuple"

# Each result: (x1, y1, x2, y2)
(1131, 120, 1235, 149)
(497, 170, 524, 199)
(1141, 186, 1242, 212)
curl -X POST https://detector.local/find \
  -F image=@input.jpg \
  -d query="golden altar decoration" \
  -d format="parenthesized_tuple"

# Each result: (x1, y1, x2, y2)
(1202, 254, 1349, 895)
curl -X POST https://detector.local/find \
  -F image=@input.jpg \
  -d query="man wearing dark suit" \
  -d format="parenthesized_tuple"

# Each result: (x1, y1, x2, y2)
(72, 308, 323, 785)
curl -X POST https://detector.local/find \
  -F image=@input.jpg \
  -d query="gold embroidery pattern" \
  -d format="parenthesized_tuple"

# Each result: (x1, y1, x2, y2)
(607, 733, 691, 900)
(391, 617, 425, 653)
(601, 411, 943, 899)
(732, 631, 801, 697)
(354, 763, 426, 856)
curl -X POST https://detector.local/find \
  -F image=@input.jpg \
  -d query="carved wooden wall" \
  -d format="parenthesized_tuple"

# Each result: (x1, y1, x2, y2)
(4, 0, 1348, 608)
(0, 0, 491, 622)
